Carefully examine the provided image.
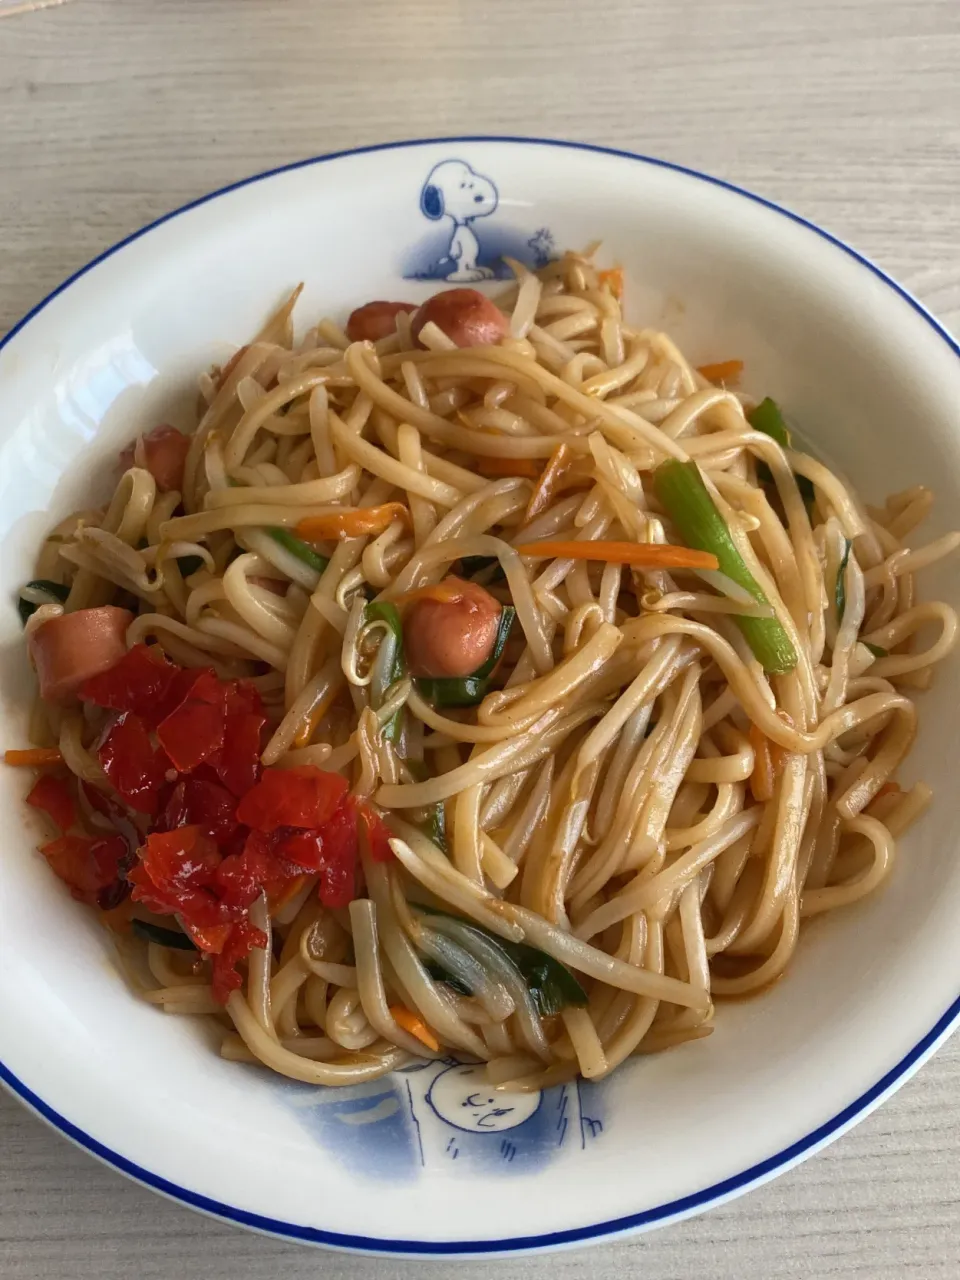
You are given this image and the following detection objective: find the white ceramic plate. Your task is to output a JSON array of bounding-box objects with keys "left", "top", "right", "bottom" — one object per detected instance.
[{"left": 1, "top": 138, "right": 959, "bottom": 1257}]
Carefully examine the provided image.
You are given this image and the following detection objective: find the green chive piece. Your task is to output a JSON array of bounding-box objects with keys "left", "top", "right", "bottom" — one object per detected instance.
[
  {"left": 748, "top": 397, "right": 817, "bottom": 511},
  {"left": 364, "top": 602, "right": 406, "bottom": 742},
  {"left": 267, "top": 528, "right": 328, "bottom": 574},
  {"left": 417, "top": 907, "right": 588, "bottom": 1016},
  {"left": 131, "top": 919, "right": 197, "bottom": 951},
  {"left": 654, "top": 460, "right": 798, "bottom": 674},
  {"left": 415, "top": 606, "right": 516, "bottom": 708}
]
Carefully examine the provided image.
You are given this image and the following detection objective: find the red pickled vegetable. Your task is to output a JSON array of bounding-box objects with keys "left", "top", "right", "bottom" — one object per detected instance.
[
  {"left": 274, "top": 825, "right": 357, "bottom": 905},
  {"left": 98, "top": 712, "right": 168, "bottom": 815},
  {"left": 209, "top": 843, "right": 264, "bottom": 912},
  {"left": 140, "top": 825, "right": 222, "bottom": 894},
  {"left": 127, "top": 867, "right": 231, "bottom": 929},
  {"left": 158, "top": 665, "right": 219, "bottom": 723},
  {"left": 156, "top": 670, "right": 227, "bottom": 773},
  {"left": 128, "top": 826, "right": 237, "bottom": 934},
  {"left": 40, "top": 834, "right": 97, "bottom": 900},
  {"left": 31, "top": 645, "right": 371, "bottom": 1004},
  {"left": 314, "top": 797, "right": 359, "bottom": 875},
  {"left": 187, "top": 922, "right": 233, "bottom": 954},
  {"left": 319, "top": 852, "right": 357, "bottom": 907},
  {"left": 80, "top": 782, "right": 144, "bottom": 858},
  {"left": 210, "top": 920, "right": 268, "bottom": 1003},
  {"left": 274, "top": 829, "right": 326, "bottom": 873},
  {"left": 215, "top": 830, "right": 294, "bottom": 909},
  {"left": 39, "top": 832, "right": 129, "bottom": 908},
  {"left": 211, "top": 682, "right": 265, "bottom": 797},
  {"left": 79, "top": 643, "right": 180, "bottom": 726},
  {"left": 358, "top": 801, "right": 394, "bottom": 864},
  {"left": 314, "top": 802, "right": 361, "bottom": 907},
  {"left": 27, "top": 773, "right": 76, "bottom": 832},
  {"left": 94, "top": 834, "right": 138, "bottom": 912},
  {"left": 161, "top": 776, "right": 240, "bottom": 847},
  {"left": 236, "top": 765, "right": 348, "bottom": 833}
]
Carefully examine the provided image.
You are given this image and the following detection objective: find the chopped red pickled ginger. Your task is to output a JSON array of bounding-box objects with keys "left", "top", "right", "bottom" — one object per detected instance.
[
  {"left": 357, "top": 800, "right": 394, "bottom": 865},
  {"left": 27, "top": 773, "right": 76, "bottom": 833},
  {"left": 156, "top": 669, "right": 227, "bottom": 773},
  {"left": 80, "top": 643, "right": 182, "bottom": 727},
  {"left": 55, "top": 641, "right": 384, "bottom": 1001},
  {"left": 212, "top": 683, "right": 265, "bottom": 798},
  {"left": 210, "top": 920, "right": 268, "bottom": 1002},
  {"left": 141, "top": 825, "right": 223, "bottom": 893},
  {"left": 98, "top": 712, "right": 168, "bottom": 815},
  {"left": 40, "top": 832, "right": 130, "bottom": 909},
  {"left": 161, "top": 775, "right": 239, "bottom": 847},
  {"left": 126, "top": 766, "right": 367, "bottom": 1001},
  {"left": 82, "top": 648, "right": 267, "bottom": 844},
  {"left": 236, "top": 765, "right": 348, "bottom": 833}
]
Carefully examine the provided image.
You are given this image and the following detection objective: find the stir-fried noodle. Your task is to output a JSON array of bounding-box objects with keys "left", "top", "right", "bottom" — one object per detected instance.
[{"left": 11, "top": 254, "right": 959, "bottom": 1089}]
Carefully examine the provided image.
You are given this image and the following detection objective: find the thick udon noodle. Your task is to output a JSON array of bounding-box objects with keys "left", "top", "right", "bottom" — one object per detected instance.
[{"left": 27, "top": 254, "right": 959, "bottom": 1089}]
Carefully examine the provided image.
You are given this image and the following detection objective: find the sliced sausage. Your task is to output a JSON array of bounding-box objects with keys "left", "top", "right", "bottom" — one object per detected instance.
[
  {"left": 118, "top": 424, "right": 190, "bottom": 493},
  {"left": 411, "top": 289, "right": 509, "bottom": 349},
  {"left": 29, "top": 606, "right": 134, "bottom": 704},
  {"left": 345, "top": 301, "right": 417, "bottom": 344},
  {"left": 404, "top": 577, "right": 502, "bottom": 679}
]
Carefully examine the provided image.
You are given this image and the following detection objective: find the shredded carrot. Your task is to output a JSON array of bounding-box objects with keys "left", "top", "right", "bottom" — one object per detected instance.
[
  {"left": 269, "top": 874, "right": 310, "bottom": 914},
  {"left": 748, "top": 724, "right": 775, "bottom": 802},
  {"left": 598, "top": 267, "right": 624, "bottom": 300},
  {"left": 395, "top": 581, "right": 466, "bottom": 608},
  {"left": 4, "top": 748, "right": 64, "bottom": 768},
  {"left": 512, "top": 540, "right": 720, "bottom": 570},
  {"left": 390, "top": 1005, "right": 440, "bottom": 1052},
  {"left": 476, "top": 456, "right": 541, "bottom": 479},
  {"left": 293, "top": 688, "right": 342, "bottom": 749},
  {"left": 296, "top": 503, "right": 411, "bottom": 542},
  {"left": 525, "top": 443, "right": 573, "bottom": 522},
  {"left": 188, "top": 922, "right": 232, "bottom": 954},
  {"left": 697, "top": 359, "right": 744, "bottom": 386}
]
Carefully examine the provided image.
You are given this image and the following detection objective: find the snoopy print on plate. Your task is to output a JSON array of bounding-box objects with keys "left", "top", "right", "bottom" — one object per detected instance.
[
  {"left": 401, "top": 158, "right": 555, "bottom": 282},
  {"left": 280, "top": 1059, "right": 603, "bottom": 1179}
]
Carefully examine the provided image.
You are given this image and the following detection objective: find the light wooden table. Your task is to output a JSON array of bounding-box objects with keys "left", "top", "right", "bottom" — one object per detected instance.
[{"left": 1, "top": 2, "right": 959, "bottom": 1276}]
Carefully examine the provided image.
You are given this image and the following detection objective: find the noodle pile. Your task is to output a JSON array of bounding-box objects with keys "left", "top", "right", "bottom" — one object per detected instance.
[{"left": 21, "top": 252, "right": 960, "bottom": 1089}]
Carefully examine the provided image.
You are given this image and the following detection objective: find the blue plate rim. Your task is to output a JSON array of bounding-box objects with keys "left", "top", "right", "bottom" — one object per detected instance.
[{"left": 1, "top": 134, "right": 958, "bottom": 1256}]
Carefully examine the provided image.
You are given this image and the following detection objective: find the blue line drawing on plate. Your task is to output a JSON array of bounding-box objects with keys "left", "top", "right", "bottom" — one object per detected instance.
[
  {"left": 402, "top": 159, "right": 555, "bottom": 281},
  {"left": 419, "top": 160, "right": 498, "bottom": 282},
  {"left": 426, "top": 1062, "right": 542, "bottom": 1134},
  {"left": 281, "top": 1058, "right": 602, "bottom": 1179}
]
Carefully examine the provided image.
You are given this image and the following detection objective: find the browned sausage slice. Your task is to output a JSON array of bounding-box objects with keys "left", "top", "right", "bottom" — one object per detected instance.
[
  {"left": 118, "top": 424, "right": 190, "bottom": 493},
  {"left": 411, "top": 289, "right": 509, "bottom": 349},
  {"left": 29, "top": 607, "right": 134, "bottom": 704},
  {"left": 346, "top": 301, "right": 417, "bottom": 344},
  {"left": 403, "top": 577, "right": 502, "bottom": 679}
]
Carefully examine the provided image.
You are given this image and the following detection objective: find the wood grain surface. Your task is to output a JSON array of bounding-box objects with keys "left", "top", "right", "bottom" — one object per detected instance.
[{"left": 1, "top": 1, "right": 958, "bottom": 1276}]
